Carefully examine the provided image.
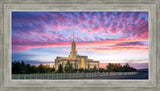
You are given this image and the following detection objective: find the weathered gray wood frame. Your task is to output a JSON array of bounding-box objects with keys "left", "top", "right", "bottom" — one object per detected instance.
[{"left": 0, "top": 0, "right": 159, "bottom": 91}]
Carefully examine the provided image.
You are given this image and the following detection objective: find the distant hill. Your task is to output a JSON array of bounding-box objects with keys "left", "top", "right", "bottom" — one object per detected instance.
[{"left": 137, "top": 68, "right": 148, "bottom": 72}]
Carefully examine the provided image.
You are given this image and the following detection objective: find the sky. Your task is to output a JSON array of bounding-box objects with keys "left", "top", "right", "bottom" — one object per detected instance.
[{"left": 12, "top": 12, "right": 149, "bottom": 69}]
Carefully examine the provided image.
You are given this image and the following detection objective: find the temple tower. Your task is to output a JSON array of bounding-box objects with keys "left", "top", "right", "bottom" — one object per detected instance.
[{"left": 69, "top": 32, "right": 77, "bottom": 59}]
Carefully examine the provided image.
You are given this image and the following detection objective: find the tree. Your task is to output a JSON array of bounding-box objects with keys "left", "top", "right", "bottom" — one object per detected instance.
[
  {"left": 73, "top": 68, "right": 78, "bottom": 73},
  {"left": 12, "top": 61, "right": 55, "bottom": 74},
  {"left": 93, "top": 65, "right": 97, "bottom": 72},
  {"left": 89, "top": 68, "right": 94, "bottom": 72},
  {"left": 38, "top": 64, "right": 45, "bottom": 73},
  {"left": 78, "top": 68, "right": 84, "bottom": 73},
  {"left": 124, "top": 63, "right": 130, "bottom": 67},
  {"left": 45, "top": 65, "right": 52, "bottom": 73},
  {"left": 20, "top": 60, "right": 26, "bottom": 74},
  {"left": 88, "top": 64, "right": 90, "bottom": 69},
  {"left": 64, "top": 61, "right": 74, "bottom": 73},
  {"left": 57, "top": 64, "right": 63, "bottom": 73},
  {"left": 123, "top": 63, "right": 136, "bottom": 72},
  {"left": 106, "top": 63, "right": 112, "bottom": 72},
  {"left": 52, "top": 66, "right": 55, "bottom": 72},
  {"left": 14, "top": 61, "right": 21, "bottom": 73},
  {"left": 30, "top": 65, "right": 38, "bottom": 73},
  {"left": 12, "top": 61, "right": 17, "bottom": 74},
  {"left": 12, "top": 61, "right": 28, "bottom": 74},
  {"left": 112, "top": 63, "right": 122, "bottom": 72},
  {"left": 105, "top": 63, "right": 136, "bottom": 72},
  {"left": 26, "top": 64, "right": 31, "bottom": 74},
  {"left": 84, "top": 69, "right": 89, "bottom": 73},
  {"left": 99, "top": 68, "right": 105, "bottom": 73}
]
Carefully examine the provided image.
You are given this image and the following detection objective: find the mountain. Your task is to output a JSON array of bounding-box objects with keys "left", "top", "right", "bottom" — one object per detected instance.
[{"left": 137, "top": 68, "right": 148, "bottom": 72}]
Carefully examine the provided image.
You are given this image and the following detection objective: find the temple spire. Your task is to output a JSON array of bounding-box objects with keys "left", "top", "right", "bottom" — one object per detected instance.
[
  {"left": 73, "top": 31, "right": 74, "bottom": 41},
  {"left": 69, "top": 31, "right": 77, "bottom": 58}
]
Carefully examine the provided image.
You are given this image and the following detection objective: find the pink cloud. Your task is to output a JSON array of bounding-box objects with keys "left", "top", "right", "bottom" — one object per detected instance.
[
  {"left": 42, "top": 15, "right": 48, "bottom": 18},
  {"left": 12, "top": 41, "right": 72, "bottom": 52}
]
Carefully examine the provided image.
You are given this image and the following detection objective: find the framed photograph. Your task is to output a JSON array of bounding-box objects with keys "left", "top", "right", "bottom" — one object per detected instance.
[
  {"left": 0, "top": 0, "right": 160, "bottom": 91},
  {"left": 11, "top": 11, "right": 148, "bottom": 79}
]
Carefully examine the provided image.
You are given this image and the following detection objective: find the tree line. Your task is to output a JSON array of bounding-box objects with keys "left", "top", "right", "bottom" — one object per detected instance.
[
  {"left": 12, "top": 61, "right": 136, "bottom": 74},
  {"left": 12, "top": 61, "right": 55, "bottom": 74},
  {"left": 57, "top": 61, "right": 136, "bottom": 73}
]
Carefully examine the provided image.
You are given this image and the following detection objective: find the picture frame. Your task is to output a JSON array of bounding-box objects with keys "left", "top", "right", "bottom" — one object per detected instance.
[{"left": 0, "top": 0, "right": 159, "bottom": 91}]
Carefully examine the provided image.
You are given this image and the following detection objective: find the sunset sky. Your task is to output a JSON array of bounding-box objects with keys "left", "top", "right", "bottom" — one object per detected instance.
[{"left": 12, "top": 12, "right": 148, "bottom": 69}]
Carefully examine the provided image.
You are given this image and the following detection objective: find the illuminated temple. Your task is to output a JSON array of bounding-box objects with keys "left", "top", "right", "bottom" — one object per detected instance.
[{"left": 54, "top": 32, "right": 99, "bottom": 70}]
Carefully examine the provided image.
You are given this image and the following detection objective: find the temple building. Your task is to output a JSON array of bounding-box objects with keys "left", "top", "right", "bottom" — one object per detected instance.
[{"left": 54, "top": 32, "right": 99, "bottom": 70}]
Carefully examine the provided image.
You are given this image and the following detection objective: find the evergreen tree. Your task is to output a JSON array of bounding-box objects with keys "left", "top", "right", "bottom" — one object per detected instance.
[
  {"left": 30, "top": 65, "right": 38, "bottom": 73},
  {"left": 106, "top": 63, "right": 112, "bottom": 72},
  {"left": 64, "top": 61, "right": 74, "bottom": 73},
  {"left": 12, "top": 61, "right": 56, "bottom": 74},
  {"left": 26, "top": 64, "right": 31, "bottom": 74},
  {"left": 124, "top": 63, "right": 130, "bottom": 67},
  {"left": 78, "top": 68, "right": 84, "bottom": 73},
  {"left": 99, "top": 68, "right": 105, "bottom": 73},
  {"left": 106, "top": 63, "right": 136, "bottom": 72},
  {"left": 93, "top": 65, "right": 97, "bottom": 72},
  {"left": 58, "top": 64, "right": 63, "bottom": 73},
  {"left": 52, "top": 66, "right": 55, "bottom": 72},
  {"left": 20, "top": 60, "right": 26, "bottom": 74},
  {"left": 14, "top": 61, "right": 21, "bottom": 73},
  {"left": 38, "top": 64, "right": 45, "bottom": 73}
]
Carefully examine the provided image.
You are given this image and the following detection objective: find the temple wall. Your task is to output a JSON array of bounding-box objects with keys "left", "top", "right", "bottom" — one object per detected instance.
[{"left": 55, "top": 54, "right": 99, "bottom": 71}]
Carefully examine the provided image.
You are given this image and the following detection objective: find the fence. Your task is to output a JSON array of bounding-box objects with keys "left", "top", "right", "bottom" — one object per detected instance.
[{"left": 12, "top": 72, "right": 139, "bottom": 79}]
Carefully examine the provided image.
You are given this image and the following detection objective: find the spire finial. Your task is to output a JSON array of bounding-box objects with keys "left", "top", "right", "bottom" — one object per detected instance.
[{"left": 73, "top": 31, "right": 74, "bottom": 41}]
